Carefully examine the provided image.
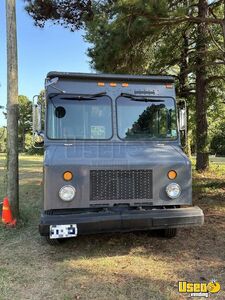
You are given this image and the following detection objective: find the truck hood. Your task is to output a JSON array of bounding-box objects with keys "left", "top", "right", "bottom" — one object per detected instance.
[{"left": 44, "top": 143, "right": 188, "bottom": 166}]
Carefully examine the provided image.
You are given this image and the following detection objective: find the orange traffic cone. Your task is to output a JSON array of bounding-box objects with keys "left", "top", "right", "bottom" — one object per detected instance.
[{"left": 1, "top": 197, "right": 16, "bottom": 226}]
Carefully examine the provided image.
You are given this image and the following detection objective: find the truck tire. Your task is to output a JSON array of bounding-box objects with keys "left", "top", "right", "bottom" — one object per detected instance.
[{"left": 163, "top": 228, "right": 177, "bottom": 238}]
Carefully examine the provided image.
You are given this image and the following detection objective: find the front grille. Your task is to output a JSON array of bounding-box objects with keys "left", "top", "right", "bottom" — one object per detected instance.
[{"left": 90, "top": 169, "right": 153, "bottom": 201}]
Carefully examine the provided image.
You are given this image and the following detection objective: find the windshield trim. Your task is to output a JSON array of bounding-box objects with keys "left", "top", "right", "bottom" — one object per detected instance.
[
  {"left": 46, "top": 95, "right": 114, "bottom": 141},
  {"left": 115, "top": 95, "right": 179, "bottom": 142}
]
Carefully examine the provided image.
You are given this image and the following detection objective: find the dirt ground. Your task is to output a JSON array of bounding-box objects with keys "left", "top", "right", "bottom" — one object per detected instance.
[{"left": 0, "top": 154, "right": 224, "bottom": 300}]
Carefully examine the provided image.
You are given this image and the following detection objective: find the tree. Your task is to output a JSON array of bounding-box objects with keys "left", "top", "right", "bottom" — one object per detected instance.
[
  {"left": 211, "top": 121, "right": 225, "bottom": 155},
  {"left": 195, "top": 0, "right": 208, "bottom": 170},
  {"left": 24, "top": 0, "right": 93, "bottom": 30},
  {"left": 6, "top": 0, "right": 19, "bottom": 218},
  {"left": 0, "top": 127, "right": 7, "bottom": 153},
  {"left": 84, "top": 0, "right": 225, "bottom": 171},
  {"left": 18, "top": 95, "right": 32, "bottom": 152}
]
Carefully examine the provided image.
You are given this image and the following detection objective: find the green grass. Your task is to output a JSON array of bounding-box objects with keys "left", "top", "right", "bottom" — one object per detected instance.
[{"left": 0, "top": 154, "right": 225, "bottom": 300}]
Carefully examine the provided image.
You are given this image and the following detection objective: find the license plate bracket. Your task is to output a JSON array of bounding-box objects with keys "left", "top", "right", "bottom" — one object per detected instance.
[{"left": 50, "top": 224, "right": 78, "bottom": 239}]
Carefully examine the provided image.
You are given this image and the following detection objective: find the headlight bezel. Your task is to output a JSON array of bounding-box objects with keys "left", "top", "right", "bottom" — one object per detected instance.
[
  {"left": 59, "top": 185, "right": 76, "bottom": 201},
  {"left": 166, "top": 182, "right": 181, "bottom": 199}
]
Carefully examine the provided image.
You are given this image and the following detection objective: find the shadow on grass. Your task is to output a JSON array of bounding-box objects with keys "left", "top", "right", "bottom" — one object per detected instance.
[
  {"left": 40, "top": 211, "right": 225, "bottom": 262},
  {"left": 52, "top": 259, "right": 225, "bottom": 300},
  {"left": 35, "top": 217, "right": 225, "bottom": 300},
  {"left": 19, "top": 161, "right": 43, "bottom": 167},
  {"left": 49, "top": 262, "right": 182, "bottom": 300},
  {"left": 193, "top": 177, "right": 225, "bottom": 190}
]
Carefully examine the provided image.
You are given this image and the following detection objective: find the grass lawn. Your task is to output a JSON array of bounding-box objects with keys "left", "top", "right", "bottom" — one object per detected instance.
[{"left": 0, "top": 153, "right": 225, "bottom": 300}]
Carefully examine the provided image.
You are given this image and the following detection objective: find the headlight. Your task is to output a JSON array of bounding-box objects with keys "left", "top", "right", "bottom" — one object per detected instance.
[
  {"left": 166, "top": 183, "right": 181, "bottom": 199},
  {"left": 59, "top": 185, "right": 76, "bottom": 201}
]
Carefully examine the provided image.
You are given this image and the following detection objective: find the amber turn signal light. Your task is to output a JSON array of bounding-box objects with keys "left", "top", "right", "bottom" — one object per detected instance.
[
  {"left": 63, "top": 171, "right": 73, "bottom": 181},
  {"left": 167, "top": 170, "right": 177, "bottom": 180},
  {"left": 165, "top": 83, "right": 173, "bottom": 89}
]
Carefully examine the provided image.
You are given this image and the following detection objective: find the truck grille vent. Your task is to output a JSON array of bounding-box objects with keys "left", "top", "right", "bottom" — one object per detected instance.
[{"left": 90, "top": 169, "right": 153, "bottom": 201}]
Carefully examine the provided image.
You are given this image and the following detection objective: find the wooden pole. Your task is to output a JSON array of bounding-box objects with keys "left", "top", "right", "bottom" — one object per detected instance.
[{"left": 6, "top": 0, "right": 19, "bottom": 218}]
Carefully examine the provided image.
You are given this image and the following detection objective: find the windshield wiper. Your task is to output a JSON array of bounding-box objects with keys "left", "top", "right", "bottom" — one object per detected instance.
[
  {"left": 51, "top": 92, "right": 107, "bottom": 101},
  {"left": 121, "top": 93, "right": 164, "bottom": 102}
]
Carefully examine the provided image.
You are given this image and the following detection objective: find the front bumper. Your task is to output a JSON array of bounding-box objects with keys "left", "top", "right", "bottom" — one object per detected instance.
[{"left": 39, "top": 206, "right": 204, "bottom": 236}]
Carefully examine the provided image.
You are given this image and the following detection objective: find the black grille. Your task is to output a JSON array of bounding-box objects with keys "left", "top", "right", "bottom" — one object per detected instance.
[{"left": 90, "top": 169, "right": 153, "bottom": 201}]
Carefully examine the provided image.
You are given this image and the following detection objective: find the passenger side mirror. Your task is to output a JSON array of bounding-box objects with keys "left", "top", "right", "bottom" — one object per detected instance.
[
  {"left": 179, "top": 108, "right": 187, "bottom": 131},
  {"left": 177, "top": 100, "right": 187, "bottom": 148},
  {"left": 33, "top": 95, "right": 44, "bottom": 147}
]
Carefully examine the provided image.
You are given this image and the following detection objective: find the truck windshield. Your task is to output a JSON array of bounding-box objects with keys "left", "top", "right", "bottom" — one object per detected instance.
[
  {"left": 47, "top": 95, "right": 112, "bottom": 140},
  {"left": 117, "top": 96, "right": 177, "bottom": 140}
]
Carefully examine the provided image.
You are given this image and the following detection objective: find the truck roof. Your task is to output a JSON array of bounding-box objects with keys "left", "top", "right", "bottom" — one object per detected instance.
[{"left": 47, "top": 72, "right": 175, "bottom": 83}]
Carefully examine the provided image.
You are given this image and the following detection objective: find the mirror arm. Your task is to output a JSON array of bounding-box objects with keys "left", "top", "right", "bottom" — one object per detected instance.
[
  {"left": 37, "top": 104, "right": 42, "bottom": 132},
  {"left": 183, "top": 101, "right": 188, "bottom": 150},
  {"left": 178, "top": 99, "right": 188, "bottom": 150},
  {"left": 32, "top": 95, "right": 44, "bottom": 148},
  {"left": 32, "top": 95, "right": 39, "bottom": 138}
]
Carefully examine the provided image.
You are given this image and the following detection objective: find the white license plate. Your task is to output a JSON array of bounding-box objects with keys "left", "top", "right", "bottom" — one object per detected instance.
[{"left": 50, "top": 224, "right": 78, "bottom": 239}]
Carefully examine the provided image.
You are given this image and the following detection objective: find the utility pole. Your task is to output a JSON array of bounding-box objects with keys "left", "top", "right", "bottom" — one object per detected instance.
[{"left": 6, "top": 0, "right": 19, "bottom": 218}]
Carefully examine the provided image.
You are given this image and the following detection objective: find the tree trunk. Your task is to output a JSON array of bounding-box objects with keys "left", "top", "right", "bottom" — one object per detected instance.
[
  {"left": 6, "top": 0, "right": 19, "bottom": 218},
  {"left": 186, "top": 107, "right": 192, "bottom": 158},
  {"left": 195, "top": 0, "right": 209, "bottom": 171},
  {"left": 222, "top": 0, "right": 225, "bottom": 47},
  {"left": 179, "top": 32, "right": 189, "bottom": 98}
]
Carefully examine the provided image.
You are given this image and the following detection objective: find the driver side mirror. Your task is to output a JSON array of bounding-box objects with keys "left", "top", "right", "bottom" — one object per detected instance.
[
  {"left": 179, "top": 108, "right": 187, "bottom": 131},
  {"left": 32, "top": 95, "right": 44, "bottom": 147},
  {"left": 33, "top": 130, "right": 44, "bottom": 145}
]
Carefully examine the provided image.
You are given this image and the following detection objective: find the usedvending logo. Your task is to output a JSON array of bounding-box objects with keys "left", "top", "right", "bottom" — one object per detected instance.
[{"left": 178, "top": 279, "right": 221, "bottom": 298}]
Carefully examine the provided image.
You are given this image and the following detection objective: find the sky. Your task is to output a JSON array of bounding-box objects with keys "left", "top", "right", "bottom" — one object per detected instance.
[{"left": 0, "top": 0, "right": 92, "bottom": 126}]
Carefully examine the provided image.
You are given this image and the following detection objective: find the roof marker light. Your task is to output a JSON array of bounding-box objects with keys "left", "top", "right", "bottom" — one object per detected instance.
[
  {"left": 165, "top": 83, "right": 173, "bottom": 89},
  {"left": 109, "top": 83, "right": 117, "bottom": 87},
  {"left": 98, "top": 82, "right": 105, "bottom": 87}
]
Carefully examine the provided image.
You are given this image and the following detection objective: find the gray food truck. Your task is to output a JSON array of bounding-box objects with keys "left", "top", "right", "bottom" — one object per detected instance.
[{"left": 33, "top": 72, "right": 204, "bottom": 245}]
